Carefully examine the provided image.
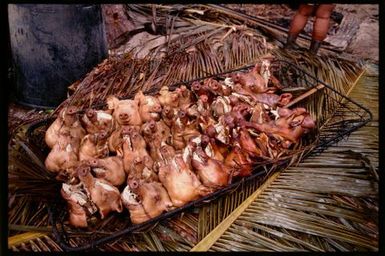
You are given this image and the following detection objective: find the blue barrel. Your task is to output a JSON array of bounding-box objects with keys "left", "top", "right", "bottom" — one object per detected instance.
[{"left": 8, "top": 4, "right": 108, "bottom": 108}]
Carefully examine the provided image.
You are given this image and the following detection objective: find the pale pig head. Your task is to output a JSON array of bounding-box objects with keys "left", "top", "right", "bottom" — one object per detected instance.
[
  {"left": 107, "top": 96, "right": 142, "bottom": 126},
  {"left": 135, "top": 91, "right": 162, "bottom": 122}
]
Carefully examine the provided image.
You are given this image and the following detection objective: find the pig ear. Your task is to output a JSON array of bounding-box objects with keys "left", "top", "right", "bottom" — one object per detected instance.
[
  {"left": 134, "top": 90, "right": 144, "bottom": 102},
  {"left": 107, "top": 95, "right": 119, "bottom": 110},
  {"left": 253, "top": 63, "right": 261, "bottom": 73},
  {"left": 132, "top": 98, "right": 140, "bottom": 106},
  {"left": 116, "top": 200, "right": 123, "bottom": 213}
]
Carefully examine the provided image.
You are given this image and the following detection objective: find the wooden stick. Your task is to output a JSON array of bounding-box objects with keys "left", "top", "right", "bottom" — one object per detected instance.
[{"left": 285, "top": 84, "right": 325, "bottom": 108}]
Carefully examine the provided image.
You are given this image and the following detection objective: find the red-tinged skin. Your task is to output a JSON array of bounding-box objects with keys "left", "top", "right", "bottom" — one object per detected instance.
[
  {"left": 210, "top": 96, "right": 233, "bottom": 118},
  {"left": 205, "top": 78, "right": 224, "bottom": 96},
  {"left": 61, "top": 187, "right": 88, "bottom": 228},
  {"left": 125, "top": 202, "right": 149, "bottom": 224},
  {"left": 107, "top": 96, "right": 142, "bottom": 126},
  {"left": 250, "top": 103, "right": 269, "bottom": 124},
  {"left": 241, "top": 107, "right": 316, "bottom": 147},
  {"left": 88, "top": 156, "right": 126, "bottom": 186},
  {"left": 197, "top": 112, "right": 216, "bottom": 132},
  {"left": 128, "top": 178, "right": 173, "bottom": 218},
  {"left": 224, "top": 146, "right": 253, "bottom": 177},
  {"left": 252, "top": 62, "right": 282, "bottom": 93},
  {"left": 81, "top": 109, "right": 114, "bottom": 135},
  {"left": 77, "top": 165, "right": 123, "bottom": 219},
  {"left": 232, "top": 83, "right": 258, "bottom": 101},
  {"left": 192, "top": 81, "right": 214, "bottom": 103},
  {"left": 237, "top": 128, "right": 264, "bottom": 158},
  {"left": 231, "top": 103, "right": 252, "bottom": 120},
  {"left": 231, "top": 71, "right": 267, "bottom": 94},
  {"left": 191, "top": 147, "right": 231, "bottom": 188},
  {"left": 201, "top": 135, "right": 225, "bottom": 162},
  {"left": 78, "top": 131, "right": 109, "bottom": 161},
  {"left": 135, "top": 91, "right": 163, "bottom": 123}
]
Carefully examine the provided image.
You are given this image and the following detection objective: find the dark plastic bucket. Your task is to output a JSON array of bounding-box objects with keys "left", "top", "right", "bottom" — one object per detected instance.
[{"left": 8, "top": 4, "right": 108, "bottom": 109}]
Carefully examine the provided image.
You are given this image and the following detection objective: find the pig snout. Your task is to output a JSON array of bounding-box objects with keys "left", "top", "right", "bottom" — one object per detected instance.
[
  {"left": 153, "top": 104, "right": 162, "bottom": 113},
  {"left": 119, "top": 113, "right": 130, "bottom": 121}
]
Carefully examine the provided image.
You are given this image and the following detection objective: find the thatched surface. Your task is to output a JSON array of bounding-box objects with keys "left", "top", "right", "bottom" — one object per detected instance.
[{"left": 7, "top": 4, "right": 378, "bottom": 252}]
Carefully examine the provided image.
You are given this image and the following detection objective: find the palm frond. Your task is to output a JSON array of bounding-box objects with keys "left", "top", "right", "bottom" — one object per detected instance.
[
  {"left": 194, "top": 71, "right": 378, "bottom": 252},
  {"left": 196, "top": 148, "right": 378, "bottom": 252}
]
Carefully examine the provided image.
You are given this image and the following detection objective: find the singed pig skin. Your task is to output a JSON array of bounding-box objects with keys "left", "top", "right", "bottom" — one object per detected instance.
[
  {"left": 157, "top": 86, "right": 180, "bottom": 108},
  {"left": 89, "top": 156, "right": 126, "bottom": 186},
  {"left": 81, "top": 109, "right": 114, "bottom": 135},
  {"left": 45, "top": 136, "right": 78, "bottom": 173},
  {"left": 79, "top": 132, "right": 109, "bottom": 161},
  {"left": 45, "top": 106, "right": 85, "bottom": 149},
  {"left": 128, "top": 179, "right": 173, "bottom": 218},
  {"left": 121, "top": 186, "right": 150, "bottom": 224},
  {"left": 161, "top": 106, "right": 176, "bottom": 127},
  {"left": 108, "top": 125, "right": 140, "bottom": 154},
  {"left": 237, "top": 128, "right": 264, "bottom": 158},
  {"left": 142, "top": 120, "right": 171, "bottom": 162},
  {"left": 224, "top": 146, "right": 253, "bottom": 177},
  {"left": 178, "top": 85, "right": 194, "bottom": 108},
  {"left": 171, "top": 110, "right": 201, "bottom": 151},
  {"left": 158, "top": 152, "right": 211, "bottom": 207},
  {"left": 77, "top": 166, "right": 123, "bottom": 219},
  {"left": 127, "top": 156, "right": 158, "bottom": 182},
  {"left": 191, "top": 147, "right": 230, "bottom": 188},
  {"left": 121, "top": 128, "right": 153, "bottom": 173},
  {"left": 61, "top": 184, "right": 89, "bottom": 228},
  {"left": 242, "top": 107, "right": 316, "bottom": 146},
  {"left": 231, "top": 69, "right": 267, "bottom": 94}
]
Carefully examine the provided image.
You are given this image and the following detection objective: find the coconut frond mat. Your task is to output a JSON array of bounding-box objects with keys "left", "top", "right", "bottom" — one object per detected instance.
[{"left": 8, "top": 4, "right": 376, "bottom": 252}]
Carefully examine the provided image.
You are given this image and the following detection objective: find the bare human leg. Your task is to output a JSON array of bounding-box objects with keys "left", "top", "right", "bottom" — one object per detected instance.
[
  {"left": 285, "top": 4, "right": 314, "bottom": 49},
  {"left": 310, "top": 4, "right": 336, "bottom": 54}
]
